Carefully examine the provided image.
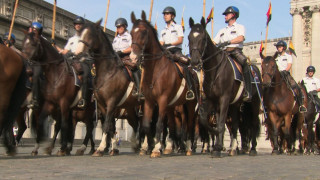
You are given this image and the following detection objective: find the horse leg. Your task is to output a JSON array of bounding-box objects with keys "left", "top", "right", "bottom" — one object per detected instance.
[
  {"left": 56, "top": 103, "right": 72, "bottom": 156},
  {"left": 185, "top": 102, "right": 196, "bottom": 156},
  {"left": 44, "top": 119, "right": 61, "bottom": 155},
  {"left": 228, "top": 106, "right": 240, "bottom": 156},
  {"left": 15, "top": 108, "right": 28, "bottom": 145},
  {"left": 141, "top": 100, "right": 154, "bottom": 156},
  {"left": 292, "top": 113, "right": 304, "bottom": 155},
  {"left": 163, "top": 109, "right": 175, "bottom": 155},
  {"left": 125, "top": 107, "right": 140, "bottom": 153},
  {"left": 269, "top": 113, "right": 281, "bottom": 155}
]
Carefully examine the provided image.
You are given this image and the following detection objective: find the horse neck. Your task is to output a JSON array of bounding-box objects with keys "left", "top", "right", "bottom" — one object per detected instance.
[
  {"left": 40, "top": 38, "right": 64, "bottom": 74},
  {"left": 142, "top": 34, "right": 164, "bottom": 75}
]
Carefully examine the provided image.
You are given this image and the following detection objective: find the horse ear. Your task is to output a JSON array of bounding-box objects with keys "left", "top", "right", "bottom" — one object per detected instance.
[
  {"left": 273, "top": 52, "right": 278, "bottom": 60},
  {"left": 141, "top": 10, "right": 146, "bottom": 21},
  {"left": 200, "top": 17, "right": 206, "bottom": 28},
  {"left": 189, "top": 17, "right": 194, "bottom": 28},
  {"left": 131, "top": 12, "right": 137, "bottom": 23},
  {"left": 95, "top": 19, "right": 102, "bottom": 27}
]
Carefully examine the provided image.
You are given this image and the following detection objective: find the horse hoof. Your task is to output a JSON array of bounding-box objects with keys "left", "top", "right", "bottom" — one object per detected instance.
[
  {"left": 211, "top": 151, "right": 222, "bottom": 158},
  {"left": 109, "top": 149, "right": 119, "bottom": 156},
  {"left": 292, "top": 150, "right": 301, "bottom": 156},
  {"left": 92, "top": 150, "right": 104, "bottom": 157},
  {"left": 239, "top": 149, "right": 249, "bottom": 155},
  {"left": 57, "top": 150, "right": 67, "bottom": 156},
  {"left": 228, "top": 149, "right": 238, "bottom": 156},
  {"left": 271, "top": 150, "right": 280, "bottom": 155},
  {"left": 150, "top": 152, "right": 161, "bottom": 158},
  {"left": 177, "top": 149, "right": 186, "bottom": 154},
  {"left": 31, "top": 151, "right": 38, "bottom": 156},
  {"left": 43, "top": 148, "right": 52, "bottom": 156},
  {"left": 186, "top": 150, "right": 192, "bottom": 156},
  {"left": 88, "top": 149, "right": 96, "bottom": 155},
  {"left": 249, "top": 150, "right": 258, "bottom": 156},
  {"left": 139, "top": 150, "right": 147, "bottom": 156},
  {"left": 163, "top": 149, "right": 173, "bottom": 155},
  {"left": 75, "top": 149, "right": 85, "bottom": 156}
]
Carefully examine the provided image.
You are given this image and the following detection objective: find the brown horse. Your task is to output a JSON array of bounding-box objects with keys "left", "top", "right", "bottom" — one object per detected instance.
[
  {"left": 260, "top": 52, "right": 305, "bottom": 154},
  {"left": 0, "top": 44, "right": 27, "bottom": 155},
  {"left": 21, "top": 31, "right": 96, "bottom": 155},
  {"left": 75, "top": 20, "right": 141, "bottom": 156},
  {"left": 130, "top": 11, "right": 197, "bottom": 157}
]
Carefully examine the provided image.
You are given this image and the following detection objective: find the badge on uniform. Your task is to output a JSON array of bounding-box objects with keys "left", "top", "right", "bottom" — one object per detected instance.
[
  {"left": 220, "top": 33, "right": 224, "bottom": 37},
  {"left": 171, "top": 30, "right": 177, "bottom": 33},
  {"left": 122, "top": 39, "right": 128, "bottom": 42},
  {"left": 231, "top": 31, "right": 236, "bottom": 34},
  {"left": 283, "top": 59, "right": 287, "bottom": 61}
]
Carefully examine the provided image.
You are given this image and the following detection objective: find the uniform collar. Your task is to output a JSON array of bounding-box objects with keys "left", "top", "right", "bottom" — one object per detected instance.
[
  {"left": 166, "top": 22, "right": 176, "bottom": 29},
  {"left": 226, "top": 22, "right": 238, "bottom": 28},
  {"left": 117, "top": 31, "right": 129, "bottom": 37}
]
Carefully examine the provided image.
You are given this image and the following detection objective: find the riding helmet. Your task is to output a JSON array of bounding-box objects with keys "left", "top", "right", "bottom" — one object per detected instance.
[
  {"left": 115, "top": 18, "right": 128, "bottom": 27},
  {"left": 222, "top": 6, "right": 240, "bottom": 19},
  {"left": 31, "top": 22, "right": 43, "bottom": 34},
  {"left": 307, "top": 66, "right": 316, "bottom": 73},
  {"left": 275, "top": 40, "right": 287, "bottom": 49},
  {"left": 162, "top": 6, "right": 176, "bottom": 16},
  {"left": 3, "top": 32, "right": 16, "bottom": 43},
  {"left": 73, "top": 16, "right": 85, "bottom": 24}
]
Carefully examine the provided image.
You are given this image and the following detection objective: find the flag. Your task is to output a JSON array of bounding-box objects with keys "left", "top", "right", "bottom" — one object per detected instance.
[
  {"left": 259, "top": 41, "right": 264, "bottom": 53},
  {"left": 266, "top": 2, "right": 272, "bottom": 26},
  {"left": 154, "top": 22, "right": 157, "bottom": 31},
  {"left": 181, "top": 17, "right": 185, "bottom": 32},
  {"left": 289, "top": 40, "right": 297, "bottom": 57},
  {"left": 206, "top": 8, "right": 213, "bottom": 24}
]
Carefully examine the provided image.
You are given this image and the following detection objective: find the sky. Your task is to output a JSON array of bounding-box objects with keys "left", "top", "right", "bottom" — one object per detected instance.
[{"left": 44, "top": 0, "right": 293, "bottom": 51}]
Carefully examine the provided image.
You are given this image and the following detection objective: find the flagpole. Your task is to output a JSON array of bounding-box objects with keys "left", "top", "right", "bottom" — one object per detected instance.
[
  {"left": 264, "top": 0, "right": 271, "bottom": 56},
  {"left": 51, "top": 0, "right": 57, "bottom": 42},
  {"left": 203, "top": 0, "right": 206, "bottom": 18},
  {"left": 211, "top": 0, "right": 214, "bottom": 41},
  {"left": 7, "top": 0, "right": 19, "bottom": 47},
  {"left": 148, "top": 0, "right": 154, "bottom": 22},
  {"left": 103, "top": 0, "right": 111, "bottom": 32},
  {"left": 154, "top": 12, "right": 158, "bottom": 30}
]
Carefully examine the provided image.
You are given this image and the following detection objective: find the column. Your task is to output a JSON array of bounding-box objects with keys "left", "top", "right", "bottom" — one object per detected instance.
[
  {"left": 311, "top": 5, "right": 320, "bottom": 69},
  {"left": 290, "top": 8, "right": 304, "bottom": 80}
]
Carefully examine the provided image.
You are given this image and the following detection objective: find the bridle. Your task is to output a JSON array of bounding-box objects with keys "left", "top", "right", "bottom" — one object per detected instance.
[{"left": 261, "top": 62, "right": 282, "bottom": 87}]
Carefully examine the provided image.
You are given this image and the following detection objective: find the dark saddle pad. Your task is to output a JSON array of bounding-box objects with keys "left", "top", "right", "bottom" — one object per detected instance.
[{"left": 228, "top": 57, "right": 260, "bottom": 83}]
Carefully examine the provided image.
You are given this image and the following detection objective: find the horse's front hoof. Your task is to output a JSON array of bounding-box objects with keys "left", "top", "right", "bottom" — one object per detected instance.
[
  {"left": 57, "top": 150, "right": 67, "bottom": 156},
  {"left": 271, "top": 150, "right": 280, "bottom": 155},
  {"left": 163, "top": 149, "right": 173, "bottom": 155},
  {"left": 201, "top": 149, "right": 209, "bottom": 154},
  {"left": 5, "top": 149, "right": 17, "bottom": 156},
  {"left": 186, "top": 150, "right": 192, "bottom": 156},
  {"left": 239, "top": 148, "right": 249, "bottom": 155},
  {"left": 75, "top": 149, "right": 85, "bottom": 156},
  {"left": 109, "top": 149, "right": 119, "bottom": 156},
  {"left": 228, "top": 149, "right": 238, "bottom": 156},
  {"left": 139, "top": 149, "right": 147, "bottom": 156},
  {"left": 150, "top": 151, "right": 161, "bottom": 158},
  {"left": 43, "top": 147, "right": 53, "bottom": 156},
  {"left": 31, "top": 150, "right": 38, "bottom": 156},
  {"left": 211, "top": 151, "right": 222, "bottom": 158},
  {"left": 249, "top": 150, "right": 258, "bottom": 156},
  {"left": 88, "top": 149, "right": 96, "bottom": 155},
  {"left": 291, "top": 149, "right": 301, "bottom": 156},
  {"left": 92, "top": 150, "right": 104, "bottom": 157}
]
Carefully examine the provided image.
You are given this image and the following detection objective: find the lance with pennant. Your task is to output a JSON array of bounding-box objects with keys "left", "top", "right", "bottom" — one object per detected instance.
[
  {"left": 264, "top": 0, "right": 272, "bottom": 56},
  {"left": 103, "top": 0, "right": 111, "bottom": 32},
  {"left": 148, "top": 0, "right": 154, "bottom": 22},
  {"left": 51, "top": 0, "right": 57, "bottom": 44},
  {"left": 7, "top": 0, "right": 19, "bottom": 47}
]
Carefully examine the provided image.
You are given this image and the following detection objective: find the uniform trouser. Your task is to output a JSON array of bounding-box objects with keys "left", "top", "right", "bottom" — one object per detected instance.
[
  {"left": 132, "top": 68, "right": 141, "bottom": 92},
  {"left": 81, "top": 61, "right": 90, "bottom": 101},
  {"left": 32, "top": 65, "right": 42, "bottom": 101},
  {"left": 281, "top": 71, "right": 304, "bottom": 106},
  {"left": 229, "top": 48, "right": 252, "bottom": 97}
]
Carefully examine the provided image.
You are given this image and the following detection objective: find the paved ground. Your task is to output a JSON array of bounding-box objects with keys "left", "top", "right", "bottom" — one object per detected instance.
[{"left": 0, "top": 140, "right": 320, "bottom": 180}]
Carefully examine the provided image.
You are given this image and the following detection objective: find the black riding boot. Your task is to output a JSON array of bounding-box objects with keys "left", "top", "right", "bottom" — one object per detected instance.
[
  {"left": 242, "top": 63, "right": 252, "bottom": 102},
  {"left": 29, "top": 66, "right": 41, "bottom": 109},
  {"left": 184, "top": 67, "right": 195, "bottom": 100},
  {"left": 132, "top": 68, "right": 144, "bottom": 100},
  {"left": 78, "top": 63, "right": 89, "bottom": 108},
  {"left": 296, "top": 87, "right": 307, "bottom": 112}
]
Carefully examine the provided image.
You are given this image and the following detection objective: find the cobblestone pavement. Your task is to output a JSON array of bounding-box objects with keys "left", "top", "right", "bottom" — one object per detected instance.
[{"left": 0, "top": 141, "right": 320, "bottom": 180}]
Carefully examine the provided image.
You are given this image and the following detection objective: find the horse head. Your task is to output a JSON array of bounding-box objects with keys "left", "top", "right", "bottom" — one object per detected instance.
[
  {"left": 21, "top": 30, "right": 43, "bottom": 61},
  {"left": 130, "top": 10, "right": 162, "bottom": 65},
  {"left": 188, "top": 17, "right": 207, "bottom": 71},
  {"left": 260, "top": 52, "right": 279, "bottom": 87}
]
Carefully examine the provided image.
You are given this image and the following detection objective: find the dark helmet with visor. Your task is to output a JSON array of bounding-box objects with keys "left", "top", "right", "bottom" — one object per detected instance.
[
  {"left": 115, "top": 18, "right": 128, "bottom": 27},
  {"left": 222, "top": 6, "right": 240, "bottom": 19},
  {"left": 162, "top": 6, "right": 176, "bottom": 17}
]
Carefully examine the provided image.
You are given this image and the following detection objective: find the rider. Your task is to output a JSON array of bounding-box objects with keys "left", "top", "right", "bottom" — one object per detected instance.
[
  {"left": 213, "top": 6, "right": 252, "bottom": 102},
  {"left": 3, "top": 32, "right": 21, "bottom": 54},
  {"left": 112, "top": 17, "right": 143, "bottom": 99},
  {"left": 302, "top": 66, "right": 320, "bottom": 111},
  {"left": 159, "top": 6, "right": 195, "bottom": 100},
  {"left": 275, "top": 40, "right": 307, "bottom": 112},
  {"left": 28, "top": 22, "right": 43, "bottom": 109},
  {"left": 55, "top": 16, "right": 89, "bottom": 108}
]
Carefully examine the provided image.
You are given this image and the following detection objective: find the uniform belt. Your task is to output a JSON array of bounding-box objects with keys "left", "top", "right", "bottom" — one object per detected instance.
[{"left": 225, "top": 47, "right": 242, "bottom": 52}]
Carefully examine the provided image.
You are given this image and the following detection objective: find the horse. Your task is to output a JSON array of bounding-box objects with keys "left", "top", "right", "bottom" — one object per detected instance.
[
  {"left": 130, "top": 11, "right": 198, "bottom": 158},
  {"left": 0, "top": 44, "right": 27, "bottom": 155},
  {"left": 188, "top": 17, "right": 262, "bottom": 157},
  {"left": 260, "top": 51, "right": 305, "bottom": 154},
  {"left": 75, "top": 20, "right": 142, "bottom": 156},
  {"left": 21, "top": 31, "right": 96, "bottom": 156}
]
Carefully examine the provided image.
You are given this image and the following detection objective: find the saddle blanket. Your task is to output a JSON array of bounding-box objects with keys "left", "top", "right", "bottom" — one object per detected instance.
[
  {"left": 228, "top": 57, "right": 260, "bottom": 83},
  {"left": 72, "top": 67, "right": 93, "bottom": 89}
]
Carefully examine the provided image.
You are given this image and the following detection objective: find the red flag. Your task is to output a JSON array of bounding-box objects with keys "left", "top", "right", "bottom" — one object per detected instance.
[
  {"left": 206, "top": 8, "right": 213, "bottom": 24},
  {"left": 181, "top": 17, "right": 185, "bottom": 32},
  {"left": 289, "top": 40, "right": 297, "bottom": 57},
  {"left": 266, "top": 2, "right": 272, "bottom": 26},
  {"left": 259, "top": 41, "right": 264, "bottom": 53}
]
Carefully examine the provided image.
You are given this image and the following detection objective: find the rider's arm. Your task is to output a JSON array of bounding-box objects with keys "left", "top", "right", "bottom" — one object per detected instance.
[
  {"left": 285, "top": 54, "right": 293, "bottom": 72},
  {"left": 285, "top": 63, "right": 292, "bottom": 72},
  {"left": 122, "top": 46, "right": 131, "bottom": 54},
  {"left": 170, "top": 36, "right": 183, "bottom": 46},
  {"left": 230, "top": 24, "right": 245, "bottom": 45},
  {"left": 230, "top": 35, "right": 244, "bottom": 44}
]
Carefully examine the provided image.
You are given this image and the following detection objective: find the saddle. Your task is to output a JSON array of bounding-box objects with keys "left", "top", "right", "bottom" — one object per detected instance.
[{"left": 308, "top": 91, "right": 320, "bottom": 112}]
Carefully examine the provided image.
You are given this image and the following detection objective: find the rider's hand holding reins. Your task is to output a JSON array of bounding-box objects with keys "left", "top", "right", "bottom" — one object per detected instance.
[{"left": 217, "top": 40, "right": 231, "bottom": 49}]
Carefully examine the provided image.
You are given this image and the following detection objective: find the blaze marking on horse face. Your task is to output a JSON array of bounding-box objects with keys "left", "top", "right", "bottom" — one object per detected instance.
[
  {"left": 193, "top": 32, "right": 200, "bottom": 37},
  {"left": 75, "top": 28, "right": 89, "bottom": 55},
  {"left": 134, "top": 28, "right": 139, "bottom": 32}
]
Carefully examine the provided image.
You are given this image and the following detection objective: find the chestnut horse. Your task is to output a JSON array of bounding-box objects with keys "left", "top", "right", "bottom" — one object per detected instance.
[
  {"left": 75, "top": 20, "right": 141, "bottom": 156},
  {"left": 130, "top": 11, "right": 197, "bottom": 157},
  {"left": 188, "top": 17, "right": 262, "bottom": 157},
  {"left": 260, "top": 52, "right": 305, "bottom": 154},
  {"left": 0, "top": 44, "right": 27, "bottom": 155}
]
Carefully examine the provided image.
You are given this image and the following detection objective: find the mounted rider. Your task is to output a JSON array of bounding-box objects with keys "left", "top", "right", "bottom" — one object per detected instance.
[
  {"left": 275, "top": 40, "right": 307, "bottom": 112},
  {"left": 28, "top": 22, "right": 43, "bottom": 109},
  {"left": 112, "top": 17, "right": 143, "bottom": 99},
  {"left": 302, "top": 66, "right": 320, "bottom": 111},
  {"left": 55, "top": 16, "right": 90, "bottom": 108},
  {"left": 159, "top": 6, "right": 195, "bottom": 100},
  {"left": 3, "top": 32, "right": 21, "bottom": 54},
  {"left": 213, "top": 6, "right": 252, "bottom": 102}
]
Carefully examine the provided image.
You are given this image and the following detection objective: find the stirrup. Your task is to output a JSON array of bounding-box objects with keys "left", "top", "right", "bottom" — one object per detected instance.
[
  {"left": 299, "top": 105, "right": 307, "bottom": 113},
  {"left": 186, "top": 90, "right": 195, "bottom": 100},
  {"left": 243, "top": 91, "right": 252, "bottom": 102},
  {"left": 77, "top": 99, "right": 86, "bottom": 108}
]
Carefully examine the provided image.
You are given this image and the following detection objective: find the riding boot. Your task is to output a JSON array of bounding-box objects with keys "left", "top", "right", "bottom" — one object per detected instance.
[
  {"left": 242, "top": 63, "right": 252, "bottom": 102},
  {"left": 297, "top": 87, "right": 307, "bottom": 112},
  {"left": 132, "top": 68, "right": 144, "bottom": 100},
  {"left": 28, "top": 66, "right": 41, "bottom": 109},
  {"left": 184, "top": 67, "right": 195, "bottom": 100},
  {"left": 78, "top": 63, "right": 89, "bottom": 108}
]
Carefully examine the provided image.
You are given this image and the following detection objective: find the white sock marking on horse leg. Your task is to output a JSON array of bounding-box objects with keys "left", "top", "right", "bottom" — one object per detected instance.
[
  {"left": 111, "top": 136, "right": 118, "bottom": 150},
  {"left": 203, "top": 142, "right": 208, "bottom": 151},
  {"left": 231, "top": 137, "right": 238, "bottom": 150},
  {"left": 141, "top": 135, "right": 148, "bottom": 151},
  {"left": 97, "top": 133, "right": 107, "bottom": 151},
  {"left": 152, "top": 138, "right": 161, "bottom": 153},
  {"left": 186, "top": 140, "right": 192, "bottom": 151},
  {"left": 165, "top": 137, "right": 173, "bottom": 150}
]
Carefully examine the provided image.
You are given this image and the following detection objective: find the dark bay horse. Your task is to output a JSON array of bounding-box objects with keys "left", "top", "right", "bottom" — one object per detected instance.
[
  {"left": 188, "top": 17, "right": 261, "bottom": 157},
  {"left": 130, "top": 11, "right": 197, "bottom": 157},
  {"left": 260, "top": 52, "right": 305, "bottom": 154},
  {"left": 21, "top": 32, "right": 96, "bottom": 155},
  {"left": 75, "top": 20, "right": 141, "bottom": 156},
  {"left": 0, "top": 44, "right": 27, "bottom": 155}
]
